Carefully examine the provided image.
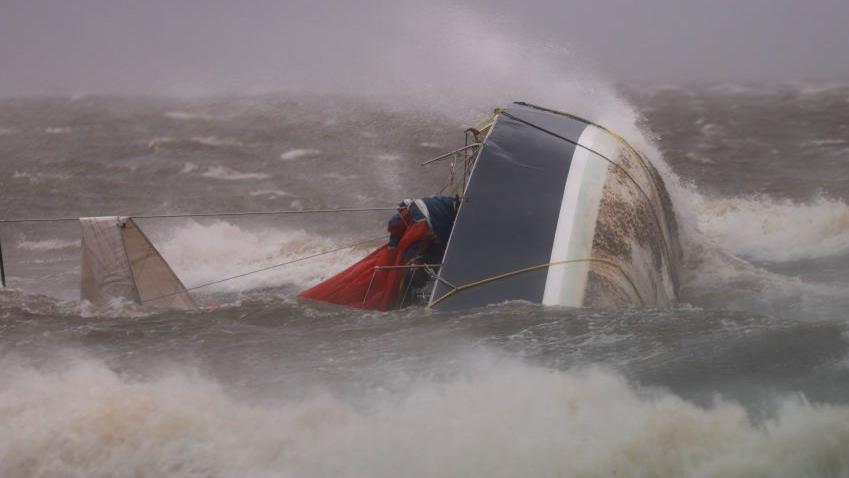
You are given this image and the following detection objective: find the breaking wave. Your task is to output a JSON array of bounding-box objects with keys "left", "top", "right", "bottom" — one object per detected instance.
[
  {"left": 2, "top": 354, "right": 848, "bottom": 478},
  {"left": 148, "top": 136, "right": 244, "bottom": 151},
  {"left": 11, "top": 170, "right": 71, "bottom": 183},
  {"left": 376, "top": 153, "right": 401, "bottom": 162},
  {"left": 693, "top": 195, "right": 849, "bottom": 263},
  {"left": 17, "top": 238, "right": 80, "bottom": 252},
  {"left": 279, "top": 148, "right": 321, "bottom": 160},
  {"left": 179, "top": 162, "right": 198, "bottom": 174},
  {"left": 190, "top": 136, "right": 244, "bottom": 148},
  {"left": 157, "top": 220, "right": 372, "bottom": 293},
  {"left": 163, "top": 111, "right": 215, "bottom": 121},
  {"left": 249, "top": 189, "right": 288, "bottom": 198},
  {"left": 200, "top": 166, "right": 271, "bottom": 181}
]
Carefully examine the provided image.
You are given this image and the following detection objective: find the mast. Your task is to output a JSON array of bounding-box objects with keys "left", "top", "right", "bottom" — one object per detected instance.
[{"left": 0, "top": 230, "right": 6, "bottom": 287}]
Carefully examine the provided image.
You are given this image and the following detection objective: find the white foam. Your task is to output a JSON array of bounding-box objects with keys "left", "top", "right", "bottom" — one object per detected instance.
[
  {"left": 700, "top": 123, "right": 723, "bottom": 138},
  {"left": 201, "top": 166, "right": 271, "bottom": 181},
  {"left": 322, "top": 172, "right": 358, "bottom": 181},
  {"left": 163, "top": 111, "right": 214, "bottom": 121},
  {"left": 685, "top": 152, "right": 716, "bottom": 164},
  {"left": 798, "top": 82, "right": 849, "bottom": 96},
  {"left": 157, "top": 220, "right": 372, "bottom": 292},
  {"left": 17, "top": 239, "right": 80, "bottom": 252},
  {"left": 11, "top": 170, "right": 37, "bottom": 182},
  {"left": 44, "top": 127, "right": 71, "bottom": 134},
  {"left": 149, "top": 136, "right": 243, "bottom": 149},
  {"left": 2, "top": 355, "right": 849, "bottom": 477},
  {"left": 376, "top": 153, "right": 401, "bottom": 162},
  {"left": 249, "top": 189, "right": 288, "bottom": 198},
  {"left": 693, "top": 195, "right": 849, "bottom": 262},
  {"left": 0, "top": 127, "right": 18, "bottom": 136},
  {"left": 801, "top": 139, "right": 847, "bottom": 148},
  {"left": 706, "top": 83, "right": 755, "bottom": 95},
  {"left": 11, "top": 170, "right": 70, "bottom": 183},
  {"left": 147, "top": 136, "right": 175, "bottom": 149},
  {"left": 179, "top": 162, "right": 198, "bottom": 174},
  {"left": 192, "top": 136, "right": 243, "bottom": 147},
  {"left": 279, "top": 148, "right": 321, "bottom": 160}
]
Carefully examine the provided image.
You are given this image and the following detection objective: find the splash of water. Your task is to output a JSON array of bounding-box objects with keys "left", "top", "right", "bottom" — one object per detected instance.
[
  {"left": 693, "top": 195, "right": 849, "bottom": 263},
  {"left": 157, "top": 220, "right": 371, "bottom": 293},
  {"left": 2, "top": 354, "right": 848, "bottom": 477}
]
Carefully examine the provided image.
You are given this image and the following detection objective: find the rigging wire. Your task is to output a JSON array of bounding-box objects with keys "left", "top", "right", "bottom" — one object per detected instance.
[
  {"left": 0, "top": 232, "right": 5, "bottom": 288},
  {"left": 499, "top": 109, "right": 677, "bottom": 280},
  {"left": 429, "top": 257, "right": 645, "bottom": 308},
  {"left": 0, "top": 206, "right": 398, "bottom": 224},
  {"left": 141, "top": 235, "right": 387, "bottom": 304},
  {"left": 0, "top": 206, "right": 398, "bottom": 289}
]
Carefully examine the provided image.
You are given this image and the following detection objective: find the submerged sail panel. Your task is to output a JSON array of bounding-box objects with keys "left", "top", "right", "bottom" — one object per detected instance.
[
  {"left": 429, "top": 106, "right": 589, "bottom": 310},
  {"left": 80, "top": 217, "right": 138, "bottom": 305},
  {"left": 80, "top": 217, "right": 195, "bottom": 310},
  {"left": 122, "top": 218, "right": 196, "bottom": 310}
]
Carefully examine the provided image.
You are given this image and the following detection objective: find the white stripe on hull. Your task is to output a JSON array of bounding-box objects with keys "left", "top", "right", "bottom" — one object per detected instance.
[{"left": 542, "top": 125, "right": 618, "bottom": 307}]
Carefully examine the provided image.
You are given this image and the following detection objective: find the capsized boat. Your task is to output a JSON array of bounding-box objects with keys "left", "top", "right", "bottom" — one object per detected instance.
[
  {"left": 430, "top": 102, "right": 681, "bottom": 310},
  {"left": 302, "top": 102, "right": 682, "bottom": 311},
  {"left": 0, "top": 102, "right": 680, "bottom": 312}
]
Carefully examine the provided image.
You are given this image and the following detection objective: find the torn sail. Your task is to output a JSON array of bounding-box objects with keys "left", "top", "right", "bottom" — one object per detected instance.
[{"left": 80, "top": 217, "right": 196, "bottom": 310}]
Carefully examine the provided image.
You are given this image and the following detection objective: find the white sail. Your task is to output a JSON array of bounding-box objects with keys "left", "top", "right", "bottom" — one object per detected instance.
[{"left": 80, "top": 217, "right": 196, "bottom": 310}]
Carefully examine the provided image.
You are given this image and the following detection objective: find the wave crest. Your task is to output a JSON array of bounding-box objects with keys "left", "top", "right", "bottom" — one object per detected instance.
[
  {"left": 694, "top": 195, "right": 849, "bottom": 262},
  {"left": 2, "top": 356, "right": 848, "bottom": 477}
]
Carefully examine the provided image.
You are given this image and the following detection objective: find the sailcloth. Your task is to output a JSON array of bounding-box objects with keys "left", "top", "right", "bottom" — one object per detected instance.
[{"left": 80, "top": 217, "right": 196, "bottom": 310}]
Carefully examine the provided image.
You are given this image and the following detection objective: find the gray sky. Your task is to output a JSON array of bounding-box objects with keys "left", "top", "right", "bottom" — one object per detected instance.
[{"left": 2, "top": 0, "right": 848, "bottom": 97}]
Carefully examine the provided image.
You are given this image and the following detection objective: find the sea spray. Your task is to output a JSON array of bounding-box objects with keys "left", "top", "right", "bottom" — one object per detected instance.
[
  {"left": 2, "top": 353, "right": 849, "bottom": 477},
  {"left": 156, "top": 220, "right": 373, "bottom": 293}
]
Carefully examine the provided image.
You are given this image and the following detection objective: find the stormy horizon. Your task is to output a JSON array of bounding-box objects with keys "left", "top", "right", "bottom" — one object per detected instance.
[
  {"left": 3, "top": 0, "right": 848, "bottom": 99},
  {"left": 3, "top": 1, "right": 849, "bottom": 477}
]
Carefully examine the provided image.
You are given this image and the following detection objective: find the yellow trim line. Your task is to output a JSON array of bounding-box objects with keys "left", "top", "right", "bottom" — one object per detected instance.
[{"left": 429, "top": 257, "right": 644, "bottom": 308}]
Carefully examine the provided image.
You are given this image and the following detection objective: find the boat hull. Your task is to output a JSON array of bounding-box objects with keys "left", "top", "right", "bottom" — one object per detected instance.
[{"left": 429, "top": 103, "right": 680, "bottom": 310}]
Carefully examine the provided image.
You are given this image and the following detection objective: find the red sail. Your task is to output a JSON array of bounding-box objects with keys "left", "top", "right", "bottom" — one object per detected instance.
[{"left": 299, "top": 221, "right": 434, "bottom": 310}]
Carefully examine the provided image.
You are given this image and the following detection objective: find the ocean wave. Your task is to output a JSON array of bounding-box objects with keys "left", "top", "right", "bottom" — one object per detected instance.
[
  {"left": 163, "top": 111, "right": 215, "bottom": 121},
  {"left": 706, "top": 83, "right": 757, "bottom": 95},
  {"left": 148, "top": 136, "right": 244, "bottom": 150},
  {"left": 249, "top": 189, "right": 288, "bottom": 198},
  {"left": 191, "top": 136, "right": 244, "bottom": 147},
  {"left": 147, "top": 136, "right": 176, "bottom": 149},
  {"left": 798, "top": 82, "right": 849, "bottom": 96},
  {"left": 158, "top": 220, "right": 373, "bottom": 292},
  {"left": 16, "top": 239, "right": 80, "bottom": 252},
  {"left": 279, "top": 148, "right": 321, "bottom": 160},
  {"left": 179, "top": 162, "right": 198, "bottom": 174},
  {"left": 2, "top": 355, "right": 848, "bottom": 477},
  {"left": 200, "top": 166, "right": 271, "bottom": 181},
  {"left": 376, "top": 153, "right": 401, "bottom": 161},
  {"left": 322, "top": 172, "right": 359, "bottom": 181},
  {"left": 693, "top": 195, "right": 849, "bottom": 263},
  {"left": 800, "top": 139, "right": 847, "bottom": 148},
  {"left": 11, "top": 170, "right": 71, "bottom": 183}
]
